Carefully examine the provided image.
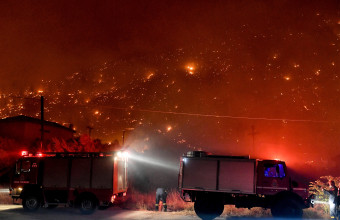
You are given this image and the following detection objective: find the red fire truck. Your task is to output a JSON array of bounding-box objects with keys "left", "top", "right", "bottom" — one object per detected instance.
[
  {"left": 178, "top": 151, "right": 312, "bottom": 219},
  {"left": 10, "top": 151, "right": 128, "bottom": 214}
]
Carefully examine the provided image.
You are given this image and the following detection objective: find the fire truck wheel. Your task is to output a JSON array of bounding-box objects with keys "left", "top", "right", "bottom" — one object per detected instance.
[
  {"left": 271, "top": 198, "right": 303, "bottom": 218},
  {"left": 79, "top": 196, "right": 97, "bottom": 214},
  {"left": 194, "top": 197, "right": 224, "bottom": 220},
  {"left": 22, "top": 195, "right": 40, "bottom": 211}
]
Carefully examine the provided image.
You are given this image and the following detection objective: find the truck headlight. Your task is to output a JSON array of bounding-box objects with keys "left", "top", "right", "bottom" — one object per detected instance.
[{"left": 117, "top": 151, "right": 129, "bottom": 159}]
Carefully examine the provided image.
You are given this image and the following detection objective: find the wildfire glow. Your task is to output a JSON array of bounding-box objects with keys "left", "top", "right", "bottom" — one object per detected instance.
[
  {"left": 186, "top": 65, "right": 195, "bottom": 75},
  {"left": 284, "top": 76, "right": 290, "bottom": 81},
  {"left": 146, "top": 72, "right": 154, "bottom": 80}
]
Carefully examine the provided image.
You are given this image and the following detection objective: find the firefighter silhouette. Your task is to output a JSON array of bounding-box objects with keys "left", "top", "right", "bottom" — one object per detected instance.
[
  {"left": 324, "top": 180, "right": 338, "bottom": 218},
  {"left": 155, "top": 188, "right": 167, "bottom": 211}
]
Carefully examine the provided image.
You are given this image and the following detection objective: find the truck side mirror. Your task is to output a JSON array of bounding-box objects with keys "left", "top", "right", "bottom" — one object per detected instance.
[{"left": 291, "top": 180, "right": 298, "bottom": 187}]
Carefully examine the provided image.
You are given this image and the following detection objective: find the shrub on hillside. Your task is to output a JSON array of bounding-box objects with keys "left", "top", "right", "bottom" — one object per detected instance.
[
  {"left": 122, "top": 188, "right": 193, "bottom": 211},
  {"left": 309, "top": 175, "right": 340, "bottom": 218}
]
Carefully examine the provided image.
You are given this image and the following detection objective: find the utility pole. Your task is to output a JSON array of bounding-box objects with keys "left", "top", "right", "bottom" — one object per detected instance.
[
  {"left": 122, "top": 130, "right": 126, "bottom": 146},
  {"left": 87, "top": 126, "right": 94, "bottom": 137},
  {"left": 248, "top": 125, "right": 258, "bottom": 155},
  {"left": 40, "top": 96, "right": 44, "bottom": 151},
  {"left": 122, "top": 128, "right": 134, "bottom": 147},
  {"left": 11, "top": 95, "right": 45, "bottom": 151}
]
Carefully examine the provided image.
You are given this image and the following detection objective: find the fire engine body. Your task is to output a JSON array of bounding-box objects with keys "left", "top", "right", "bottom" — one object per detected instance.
[
  {"left": 10, "top": 151, "right": 128, "bottom": 213},
  {"left": 178, "top": 151, "right": 311, "bottom": 219}
]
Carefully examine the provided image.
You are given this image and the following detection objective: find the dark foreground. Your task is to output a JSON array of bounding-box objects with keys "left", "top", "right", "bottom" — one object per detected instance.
[
  {"left": 0, "top": 205, "right": 324, "bottom": 220},
  {"left": 0, "top": 205, "right": 200, "bottom": 220}
]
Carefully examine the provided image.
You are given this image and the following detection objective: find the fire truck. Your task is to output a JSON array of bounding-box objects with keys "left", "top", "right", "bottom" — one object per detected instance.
[
  {"left": 178, "top": 151, "right": 312, "bottom": 219},
  {"left": 9, "top": 151, "right": 128, "bottom": 214}
]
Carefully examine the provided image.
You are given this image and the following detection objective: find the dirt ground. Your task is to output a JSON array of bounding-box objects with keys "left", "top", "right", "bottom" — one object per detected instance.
[
  {"left": 0, "top": 204, "right": 202, "bottom": 220},
  {"left": 0, "top": 204, "right": 325, "bottom": 220}
]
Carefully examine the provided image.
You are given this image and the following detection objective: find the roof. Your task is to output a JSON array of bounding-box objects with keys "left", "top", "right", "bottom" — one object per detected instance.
[{"left": 0, "top": 115, "right": 75, "bottom": 132}]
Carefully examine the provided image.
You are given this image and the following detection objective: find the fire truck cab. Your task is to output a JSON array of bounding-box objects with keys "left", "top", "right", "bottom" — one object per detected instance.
[{"left": 10, "top": 151, "right": 128, "bottom": 214}]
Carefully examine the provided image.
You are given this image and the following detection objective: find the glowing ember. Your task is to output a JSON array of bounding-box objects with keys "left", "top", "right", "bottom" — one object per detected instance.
[
  {"left": 167, "top": 126, "right": 172, "bottom": 132},
  {"left": 284, "top": 76, "right": 291, "bottom": 81},
  {"left": 146, "top": 72, "right": 154, "bottom": 80},
  {"left": 186, "top": 65, "right": 195, "bottom": 75}
]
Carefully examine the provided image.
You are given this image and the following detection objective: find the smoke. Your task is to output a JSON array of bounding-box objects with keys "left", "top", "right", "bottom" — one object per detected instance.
[
  {"left": 125, "top": 129, "right": 189, "bottom": 192},
  {"left": 0, "top": 0, "right": 339, "bottom": 184}
]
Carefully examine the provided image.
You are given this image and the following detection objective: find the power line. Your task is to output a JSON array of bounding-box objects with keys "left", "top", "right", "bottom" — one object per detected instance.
[
  {"left": 17, "top": 99, "right": 330, "bottom": 123},
  {"left": 90, "top": 105, "right": 330, "bottom": 123}
]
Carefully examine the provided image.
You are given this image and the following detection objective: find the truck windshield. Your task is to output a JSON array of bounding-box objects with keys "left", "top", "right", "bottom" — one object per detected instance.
[
  {"left": 264, "top": 163, "right": 285, "bottom": 178},
  {"left": 21, "top": 160, "right": 31, "bottom": 173}
]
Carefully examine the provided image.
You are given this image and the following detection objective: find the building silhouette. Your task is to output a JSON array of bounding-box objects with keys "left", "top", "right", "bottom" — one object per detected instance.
[{"left": 0, "top": 115, "right": 74, "bottom": 146}]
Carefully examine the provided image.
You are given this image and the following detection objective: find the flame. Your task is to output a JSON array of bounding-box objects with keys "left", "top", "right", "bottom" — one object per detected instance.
[
  {"left": 185, "top": 64, "right": 195, "bottom": 75},
  {"left": 146, "top": 72, "right": 154, "bottom": 80}
]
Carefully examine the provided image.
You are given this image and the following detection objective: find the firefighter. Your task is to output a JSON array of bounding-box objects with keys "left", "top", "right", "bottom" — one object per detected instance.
[
  {"left": 324, "top": 180, "right": 338, "bottom": 218},
  {"left": 155, "top": 188, "right": 167, "bottom": 212}
]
